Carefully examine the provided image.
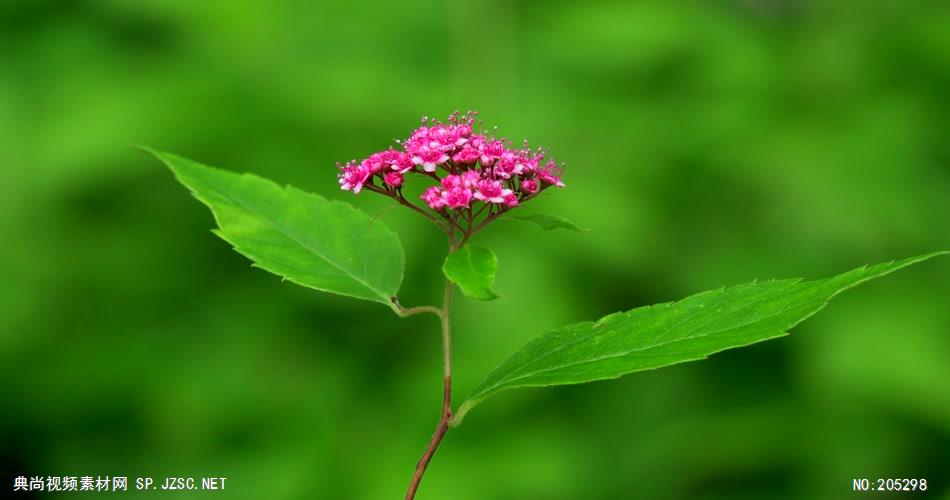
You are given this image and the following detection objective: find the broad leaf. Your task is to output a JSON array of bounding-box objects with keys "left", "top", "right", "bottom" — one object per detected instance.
[
  {"left": 451, "top": 252, "right": 947, "bottom": 425},
  {"left": 149, "top": 148, "right": 404, "bottom": 307},
  {"left": 443, "top": 245, "right": 500, "bottom": 301},
  {"left": 509, "top": 213, "right": 588, "bottom": 232}
]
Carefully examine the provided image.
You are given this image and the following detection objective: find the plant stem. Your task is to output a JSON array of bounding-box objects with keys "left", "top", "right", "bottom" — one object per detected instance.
[
  {"left": 394, "top": 304, "right": 443, "bottom": 318},
  {"left": 404, "top": 278, "right": 454, "bottom": 500}
]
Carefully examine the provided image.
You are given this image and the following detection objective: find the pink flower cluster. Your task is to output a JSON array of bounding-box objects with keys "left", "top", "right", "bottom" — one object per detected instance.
[{"left": 337, "top": 112, "right": 565, "bottom": 212}]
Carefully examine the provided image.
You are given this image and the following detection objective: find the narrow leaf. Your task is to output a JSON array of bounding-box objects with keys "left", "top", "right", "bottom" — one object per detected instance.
[
  {"left": 443, "top": 245, "right": 500, "bottom": 301},
  {"left": 508, "top": 213, "right": 588, "bottom": 232},
  {"left": 452, "top": 252, "right": 948, "bottom": 425},
  {"left": 148, "top": 148, "right": 404, "bottom": 307}
]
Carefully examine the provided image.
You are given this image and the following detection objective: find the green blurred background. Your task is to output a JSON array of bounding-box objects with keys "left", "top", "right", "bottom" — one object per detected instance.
[{"left": 2, "top": 0, "right": 949, "bottom": 498}]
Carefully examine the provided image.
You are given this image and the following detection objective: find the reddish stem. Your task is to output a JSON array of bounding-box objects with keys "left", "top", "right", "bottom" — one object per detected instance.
[
  {"left": 404, "top": 376, "right": 452, "bottom": 500},
  {"left": 404, "top": 277, "right": 454, "bottom": 500}
]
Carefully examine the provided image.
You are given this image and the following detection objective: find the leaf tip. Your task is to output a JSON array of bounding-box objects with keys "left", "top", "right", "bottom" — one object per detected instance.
[{"left": 130, "top": 143, "right": 156, "bottom": 155}]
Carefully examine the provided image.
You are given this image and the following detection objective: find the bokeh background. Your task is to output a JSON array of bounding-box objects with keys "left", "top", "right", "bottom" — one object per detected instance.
[{"left": 2, "top": 0, "right": 949, "bottom": 498}]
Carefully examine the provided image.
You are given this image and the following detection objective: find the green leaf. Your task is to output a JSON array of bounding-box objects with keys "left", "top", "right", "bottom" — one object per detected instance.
[
  {"left": 147, "top": 148, "right": 404, "bottom": 307},
  {"left": 451, "top": 252, "right": 948, "bottom": 425},
  {"left": 442, "top": 245, "right": 500, "bottom": 301},
  {"left": 508, "top": 213, "right": 588, "bottom": 232}
]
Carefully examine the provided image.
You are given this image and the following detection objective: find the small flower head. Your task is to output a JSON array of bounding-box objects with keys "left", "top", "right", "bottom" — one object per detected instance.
[
  {"left": 460, "top": 170, "right": 480, "bottom": 188},
  {"left": 442, "top": 186, "right": 473, "bottom": 209},
  {"left": 452, "top": 145, "right": 480, "bottom": 165},
  {"left": 473, "top": 179, "right": 512, "bottom": 204},
  {"left": 478, "top": 139, "right": 506, "bottom": 168},
  {"left": 422, "top": 186, "right": 446, "bottom": 210},
  {"left": 336, "top": 111, "right": 565, "bottom": 236},
  {"left": 383, "top": 171, "right": 404, "bottom": 187},
  {"left": 411, "top": 145, "right": 450, "bottom": 173},
  {"left": 441, "top": 174, "right": 462, "bottom": 190},
  {"left": 368, "top": 148, "right": 401, "bottom": 174},
  {"left": 456, "top": 123, "right": 473, "bottom": 140},
  {"left": 538, "top": 160, "right": 566, "bottom": 188},
  {"left": 395, "top": 154, "right": 414, "bottom": 174},
  {"left": 521, "top": 178, "right": 539, "bottom": 194},
  {"left": 338, "top": 161, "right": 372, "bottom": 193}
]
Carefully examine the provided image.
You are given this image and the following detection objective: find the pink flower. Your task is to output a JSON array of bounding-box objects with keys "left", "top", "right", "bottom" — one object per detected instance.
[
  {"left": 494, "top": 151, "right": 524, "bottom": 179},
  {"left": 521, "top": 178, "right": 539, "bottom": 194},
  {"left": 441, "top": 174, "right": 462, "bottom": 189},
  {"left": 335, "top": 111, "right": 565, "bottom": 216},
  {"left": 427, "top": 124, "right": 468, "bottom": 148},
  {"left": 442, "top": 186, "right": 473, "bottom": 209},
  {"left": 362, "top": 156, "right": 378, "bottom": 172},
  {"left": 370, "top": 148, "right": 399, "bottom": 172},
  {"left": 362, "top": 156, "right": 382, "bottom": 175},
  {"left": 390, "top": 152, "right": 414, "bottom": 173},
  {"left": 520, "top": 150, "right": 542, "bottom": 175},
  {"left": 384, "top": 172, "right": 404, "bottom": 187},
  {"left": 478, "top": 139, "right": 505, "bottom": 167},
  {"left": 411, "top": 145, "right": 450, "bottom": 172},
  {"left": 407, "top": 126, "right": 431, "bottom": 145},
  {"left": 538, "top": 160, "right": 566, "bottom": 187},
  {"left": 473, "top": 179, "right": 513, "bottom": 204},
  {"left": 421, "top": 186, "right": 446, "bottom": 209},
  {"left": 452, "top": 145, "right": 480, "bottom": 165},
  {"left": 338, "top": 161, "right": 373, "bottom": 193},
  {"left": 468, "top": 134, "right": 487, "bottom": 150},
  {"left": 461, "top": 170, "right": 480, "bottom": 188},
  {"left": 362, "top": 149, "right": 399, "bottom": 174}
]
